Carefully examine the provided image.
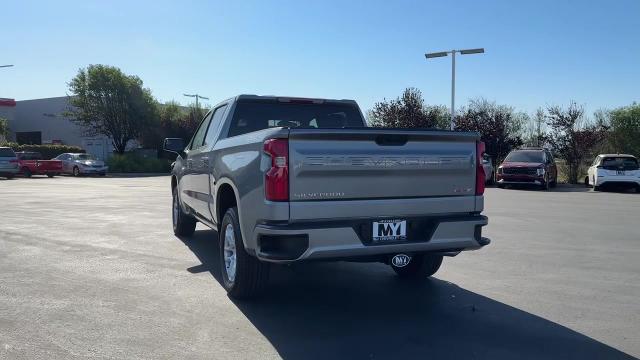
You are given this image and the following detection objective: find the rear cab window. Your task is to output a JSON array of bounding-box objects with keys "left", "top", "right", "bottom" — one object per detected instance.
[{"left": 226, "top": 99, "right": 366, "bottom": 138}]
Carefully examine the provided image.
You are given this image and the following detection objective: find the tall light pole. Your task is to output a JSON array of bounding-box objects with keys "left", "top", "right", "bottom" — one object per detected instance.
[
  {"left": 183, "top": 93, "right": 209, "bottom": 108},
  {"left": 425, "top": 48, "right": 484, "bottom": 130}
]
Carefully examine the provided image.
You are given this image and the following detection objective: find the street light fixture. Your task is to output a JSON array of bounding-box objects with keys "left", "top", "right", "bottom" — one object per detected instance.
[{"left": 424, "top": 48, "right": 484, "bottom": 130}]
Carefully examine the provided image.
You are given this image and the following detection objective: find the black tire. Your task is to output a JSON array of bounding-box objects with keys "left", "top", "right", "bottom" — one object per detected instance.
[
  {"left": 593, "top": 184, "right": 601, "bottom": 191},
  {"left": 172, "top": 186, "right": 196, "bottom": 237},
  {"left": 72, "top": 166, "right": 80, "bottom": 177},
  {"left": 220, "top": 206, "right": 269, "bottom": 299},
  {"left": 392, "top": 254, "right": 443, "bottom": 278},
  {"left": 584, "top": 176, "right": 590, "bottom": 187},
  {"left": 47, "top": 173, "right": 55, "bottom": 178},
  {"left": 550, "top": 176, "right": 557, "bottom": 188},
  {"left": 98, "top": 172, "right": 106, "bottom": 176},
  {"left": 22, "top": 167, "right": 32, "bottom": 178},
  {"left": 497, "top": 184, "right": 505, "bottom": 189},
  {"left": 5, "top": 174, "right": 14, "bottom": 179}
]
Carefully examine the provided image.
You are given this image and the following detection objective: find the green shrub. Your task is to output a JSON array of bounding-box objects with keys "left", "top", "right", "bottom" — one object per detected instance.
[
  {"left": 0, "top": 142, "right": 85, "bottom": 159},
  {"left": 107, "top": 153, "right": 171, "bottom": 173}
]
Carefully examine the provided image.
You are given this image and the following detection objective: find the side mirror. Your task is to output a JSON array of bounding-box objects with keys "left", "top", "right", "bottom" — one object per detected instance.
[{"left": 163, "top": 138, "right": 185, "bottom": 155}]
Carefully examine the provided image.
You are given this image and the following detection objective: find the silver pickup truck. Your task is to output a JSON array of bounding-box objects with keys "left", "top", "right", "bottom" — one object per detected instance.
[{"left": 164, "top": 95, "right": 490, "bottom": 298}]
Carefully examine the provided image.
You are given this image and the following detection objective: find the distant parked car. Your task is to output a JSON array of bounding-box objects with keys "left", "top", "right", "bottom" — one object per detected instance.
[
  {"left": 54, "top": 153, "right": 108, "bottom": 176},
  {"left": 15, "top": 151, "right": 63, "bottom": 178},
  {"left": 496, "top": 148, "right": 557, "bottom": 190},
  {"left": 0, "top": 147, "right": 19, "bottom": 179},
  {"left": 586, "top": 154, "right": 640, "bottom": 192},
  {"left": 482, "top": 153, "right": 495, "bottom": 185}
]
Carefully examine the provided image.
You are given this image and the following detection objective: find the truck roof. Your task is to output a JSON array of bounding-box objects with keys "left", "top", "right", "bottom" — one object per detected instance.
[{"left": 234, "top": 94, "right": 358, "bottom": 105}]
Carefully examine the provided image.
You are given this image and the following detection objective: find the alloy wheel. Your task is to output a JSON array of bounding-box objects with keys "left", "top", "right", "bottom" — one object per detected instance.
[{"left": 223, "top": 223, "right": 237, "bottom": 283}]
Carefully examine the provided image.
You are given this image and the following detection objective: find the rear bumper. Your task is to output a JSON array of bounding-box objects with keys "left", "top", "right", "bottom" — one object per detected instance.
[
  {"left": 252, "top": 214, "right": 489, "bottom": 263},
  {"left": 595, "top": 177, "right": 640, "bottom": 187}
]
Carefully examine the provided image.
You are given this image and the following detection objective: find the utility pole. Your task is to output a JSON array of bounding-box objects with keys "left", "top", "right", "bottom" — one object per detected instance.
[
  {"left": 183, "top": 93, "right": 209, "bottom": 109},
  {"left": 424, "top": 48, "right": 484, "bottom": 130}
]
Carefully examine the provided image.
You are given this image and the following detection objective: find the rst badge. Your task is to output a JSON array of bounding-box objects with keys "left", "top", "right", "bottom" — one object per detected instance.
[{"left": 372, "top": 219, "right": 407, "bottom": 242}]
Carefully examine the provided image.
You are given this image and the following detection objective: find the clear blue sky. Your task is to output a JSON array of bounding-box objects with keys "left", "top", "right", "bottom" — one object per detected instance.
[{"left": 2, "top": 0, "right": 639, "bottom": 116}]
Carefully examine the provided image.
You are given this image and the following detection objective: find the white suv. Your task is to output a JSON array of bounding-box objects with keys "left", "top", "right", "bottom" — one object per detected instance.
[{"left": 586, "top": 154, "right": 640, "bottom": 191}]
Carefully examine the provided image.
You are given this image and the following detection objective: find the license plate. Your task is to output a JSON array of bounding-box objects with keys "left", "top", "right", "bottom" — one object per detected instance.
[
  {"left": 617, "top": 170, "right": 625, "bottom": 175},
  {"left": 372, "top": 219, "right": 407, "bottom": 242}
]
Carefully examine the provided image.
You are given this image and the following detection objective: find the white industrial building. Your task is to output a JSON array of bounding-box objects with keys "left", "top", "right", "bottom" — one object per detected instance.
[{"left": 0, "top": 96, "right": 121, "bottom": 160}]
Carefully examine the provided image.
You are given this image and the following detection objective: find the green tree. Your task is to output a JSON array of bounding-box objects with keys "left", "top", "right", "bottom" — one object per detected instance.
[
  {"left": 454, "top": 98, "right": 525, "bottom": 161},
  {"left": 0, "top": 117, "right": 10, "bottom": 142},
  {"left": 546, "top": 101, "right": 608, "bottom": 184},
  {"left": 67, "top": 64, "right": 158, "bottom": 154},
  {"left": 368, "top": 88, "right": 449, "bottom": 129},
  {"left": 608, "top": 103, "right": 640, "bottom": 157}
]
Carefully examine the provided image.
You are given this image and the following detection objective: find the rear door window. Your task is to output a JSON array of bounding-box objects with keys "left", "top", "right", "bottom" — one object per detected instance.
[
  {"left": 203, "top": 104, "right": 228, "bottom": 146},
  {"left": 189, "top": 111, "right": 213, "bottom": 150}
]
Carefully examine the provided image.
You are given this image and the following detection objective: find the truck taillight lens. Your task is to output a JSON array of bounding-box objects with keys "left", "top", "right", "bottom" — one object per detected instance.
[
  {"left": 476, "top": 141, "right": 486, "bottom": 195},
  {"left": 264, "top": 138, "right": 289, "bottom": 201}
]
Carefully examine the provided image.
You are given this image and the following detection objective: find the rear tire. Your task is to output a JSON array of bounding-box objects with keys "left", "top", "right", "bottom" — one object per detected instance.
[
  {"left": 47, "top": 173, "right": 55, "bottom": 178},
  {"left": 220, "top": 206, "right": 269, "bottom": 299},
  {"left": 22, "top": 167, "right": 32, "bottom": 178},
  {"left": 172, "top": 186, "right": 196, "bottom": 237},
  {"left": 72, "top": 166, "right": 80, "bottom": 177},
  {"left": 392, "top": 254, "right": 443, "bottom": 278}
]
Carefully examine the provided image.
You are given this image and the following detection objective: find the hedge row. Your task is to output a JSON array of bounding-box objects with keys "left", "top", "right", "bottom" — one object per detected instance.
[
  {"left": 0, "top": 142, "right": 85, "bottom": 159},
  {"left": 106, "top": 154, "right": 171, "bottom": 173}
]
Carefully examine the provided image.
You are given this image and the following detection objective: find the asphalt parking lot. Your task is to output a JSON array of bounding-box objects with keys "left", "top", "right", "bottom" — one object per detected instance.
[{"left": 1, "top": 176, "right": 638, "bottom": 360}]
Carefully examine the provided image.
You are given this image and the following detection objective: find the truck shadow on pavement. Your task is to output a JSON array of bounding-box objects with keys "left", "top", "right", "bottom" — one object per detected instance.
[{"left": 181, "top": 230, "right": 636, "bottom": 360}]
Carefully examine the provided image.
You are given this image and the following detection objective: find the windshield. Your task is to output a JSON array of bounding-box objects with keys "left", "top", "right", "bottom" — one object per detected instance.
[
  {"left": 228, "top": 100, "right": 366, "bottom": 137},
  {"left": 601, "top": 157, "right": 639, "bottom": 170},
  {"left": 0, "top": 148, "right": 16, "bottom": 157},
  {"left": 75, "top": 154, "right": 96, "bottom": 160},
  {"left": 504, "top": 150, "right": 544, "bottom": 163}
]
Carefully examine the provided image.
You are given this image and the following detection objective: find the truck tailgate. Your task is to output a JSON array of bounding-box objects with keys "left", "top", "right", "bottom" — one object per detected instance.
[{"left": 288, "top": 129, "right": 479, "bottom": 203}]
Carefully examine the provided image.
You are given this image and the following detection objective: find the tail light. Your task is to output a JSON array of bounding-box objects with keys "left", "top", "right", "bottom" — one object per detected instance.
[
  {"left": 476, "top": 141, "right": 486, "bottom": 195},
  {"left": 264, "top": 138, "right": 289, "bottom": 201}
]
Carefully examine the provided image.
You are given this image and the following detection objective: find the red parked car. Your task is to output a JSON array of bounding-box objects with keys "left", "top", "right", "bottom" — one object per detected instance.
[
  {"left": 16, "top": 151, "right": 63, "bottom": 178},
  {"left": 496, "top": 148, "right": 558, "bottom": 190}
]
